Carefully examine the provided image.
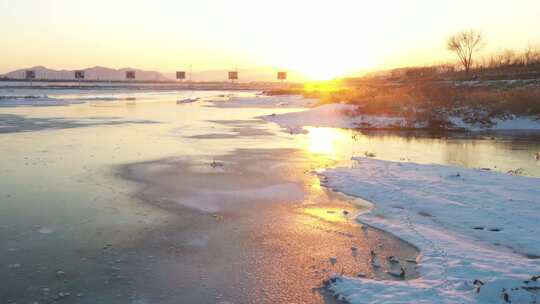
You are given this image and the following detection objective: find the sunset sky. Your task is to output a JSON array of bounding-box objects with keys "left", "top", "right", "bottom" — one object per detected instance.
[{"left": 1, "top": 0, "right": 539, "bottom": 80}]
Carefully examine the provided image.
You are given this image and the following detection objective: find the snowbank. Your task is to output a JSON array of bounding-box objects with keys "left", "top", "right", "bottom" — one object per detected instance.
[
  {"left": 321, "top": 158, "right": 540, "bottom": 303},
  {"left": 262, "top": 103, "right": 540, "bottom": 132},
  {"left": 262, "top": 103, "right": 409, "bottom": 133}
]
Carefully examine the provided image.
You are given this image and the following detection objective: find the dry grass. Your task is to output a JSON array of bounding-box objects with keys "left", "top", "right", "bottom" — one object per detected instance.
[
  {"left": 318, "top": 83, "right": 456, "bottom": 116},
  {"left": 266, "top": 82, "right": 540, "bottom": 129},
  {"left": 266, "top": 81, "right": 540, "bottom": 128},
  {"left": 320, "top": 83, "right": 540, "bottom": 119}
]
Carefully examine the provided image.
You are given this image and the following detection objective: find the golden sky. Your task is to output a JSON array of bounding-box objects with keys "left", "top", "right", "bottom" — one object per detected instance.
[{"left": 1, "top": 0, "right": 539, "bottom": 80}]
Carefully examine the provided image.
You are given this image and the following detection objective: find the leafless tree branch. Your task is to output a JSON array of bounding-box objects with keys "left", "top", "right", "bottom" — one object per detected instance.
[{"left": 447, "top": 30, "right": 485, "bottom": 73}]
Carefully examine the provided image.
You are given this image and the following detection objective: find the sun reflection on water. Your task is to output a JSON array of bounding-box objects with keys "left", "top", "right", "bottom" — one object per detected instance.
[
  {"left": 306, "top": 127, "right": 348, "bottom": 157},
  {"left": 302, "top": 207, "right": 349, "bottom": 223}
]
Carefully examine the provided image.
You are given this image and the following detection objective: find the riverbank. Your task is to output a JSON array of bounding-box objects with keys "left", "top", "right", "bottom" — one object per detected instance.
[
  {"left": 262, "top": 103, "right": 540, "bottom": 133},
  {"left": 264, "top": 80, "right": 540, "bottom": 131}
]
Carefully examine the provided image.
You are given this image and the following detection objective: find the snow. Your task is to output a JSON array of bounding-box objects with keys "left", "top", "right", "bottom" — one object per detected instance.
[
  {"left": 262, "top": 103, "right": 409, "bottom": 133},
  {"left": 161, "top": 182, "right": 304, "bottom": 213},
  {"left": 211, "top": 94, "right": 317, "bottom": 108},
  {"left": 176, "top": 97, "right": 200, "bottom": 104},
  {"left": 186, "top": 234, "right": 210, "bottom": 247},
  {"left": 454, "top": 79, "right": 540, "bottom": 88},
  {"left": 0, "top": 96, "right": 84, "bottom": 107},
  {"left": 492, "top": 117, "right": 540, "bottom": 130},
  {"left": 262, "top": 103, "right": 540, "bottom": 132},
  {"left": 37, "top": 227, "right": 54, "bottom": 234},
  {"left": 320, "top": 158, "right": 540, "bottom": 303},
  {"left": 451, "top": 116, "right": 540, "bottom": 131}
]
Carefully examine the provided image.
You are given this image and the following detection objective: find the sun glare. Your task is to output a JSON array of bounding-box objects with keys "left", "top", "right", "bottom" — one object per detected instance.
[
  {"left": 307, "top": 127, "right": 347, "bottom": 156},
  {"left": 283, "top": 47, "right": 375, "bottom": 81},
  {"left": 296, "top": 65, "right": 352, "bottom": 81}
]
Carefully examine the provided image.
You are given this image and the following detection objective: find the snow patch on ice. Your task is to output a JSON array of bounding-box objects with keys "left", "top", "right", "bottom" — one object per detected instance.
[
  {"left": 209, "top": 94, "right": 317, "bottom": 108},
  {"left": 0, "top": 96, "right": 85, "bottom": 107},
  {"left": 186, "top": 234, "right": 209, "bottom": 247},
  {"left": 167, "top": 183, "right": 304, "bottom": 213},
  {"left": 37, "top": 227, "right": 54, "bottom": 234},
  {"left": 321, "top": 158, "right": 540, "bottom": 303},
  {"left": 0, "top": 95, "right": 139, "bottom": 107}
]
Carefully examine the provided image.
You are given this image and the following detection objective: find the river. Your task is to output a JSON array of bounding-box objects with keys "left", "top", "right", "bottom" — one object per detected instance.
[{"left": 1, "top": 87, "right": 539, "bottom": 303}]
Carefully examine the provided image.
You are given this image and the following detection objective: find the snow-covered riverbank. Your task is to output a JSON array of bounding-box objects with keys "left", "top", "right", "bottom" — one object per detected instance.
[
  {"left": 263, "top": 103, "right": 540, "bottom": 132},
  {"left": 320, "top": 158, "right": 540, "bottom": 303}
]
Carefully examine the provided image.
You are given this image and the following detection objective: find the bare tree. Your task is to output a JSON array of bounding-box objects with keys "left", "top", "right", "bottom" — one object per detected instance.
[{"left": 447, "top": 30, "right": 485, "bottom": 73}]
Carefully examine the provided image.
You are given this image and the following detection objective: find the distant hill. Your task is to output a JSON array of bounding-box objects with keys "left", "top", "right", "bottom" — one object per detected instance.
[
  {"left": 2, "top": 66, "right": 169, "bottom": 81},
  {"left": 2, "top": 66, "right": 309, "bottom": 82}
]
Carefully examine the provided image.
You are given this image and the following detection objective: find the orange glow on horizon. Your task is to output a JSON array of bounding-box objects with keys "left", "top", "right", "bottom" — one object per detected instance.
[{"left": 1, "top": 0, "right": 540, "bottom": 80}]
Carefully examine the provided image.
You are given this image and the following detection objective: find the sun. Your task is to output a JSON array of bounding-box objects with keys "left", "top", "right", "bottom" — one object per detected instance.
[
  {"left": 296, "top": 65, "right": 351, "bottom": 81},
  {"left": 275, "top": 41, "right": 375, "bottom": 81}
]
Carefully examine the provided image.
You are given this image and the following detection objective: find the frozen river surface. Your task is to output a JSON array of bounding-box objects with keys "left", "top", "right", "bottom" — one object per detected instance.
[{"left": 1, "top": 87, "right": 539, "bottom": 303}]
